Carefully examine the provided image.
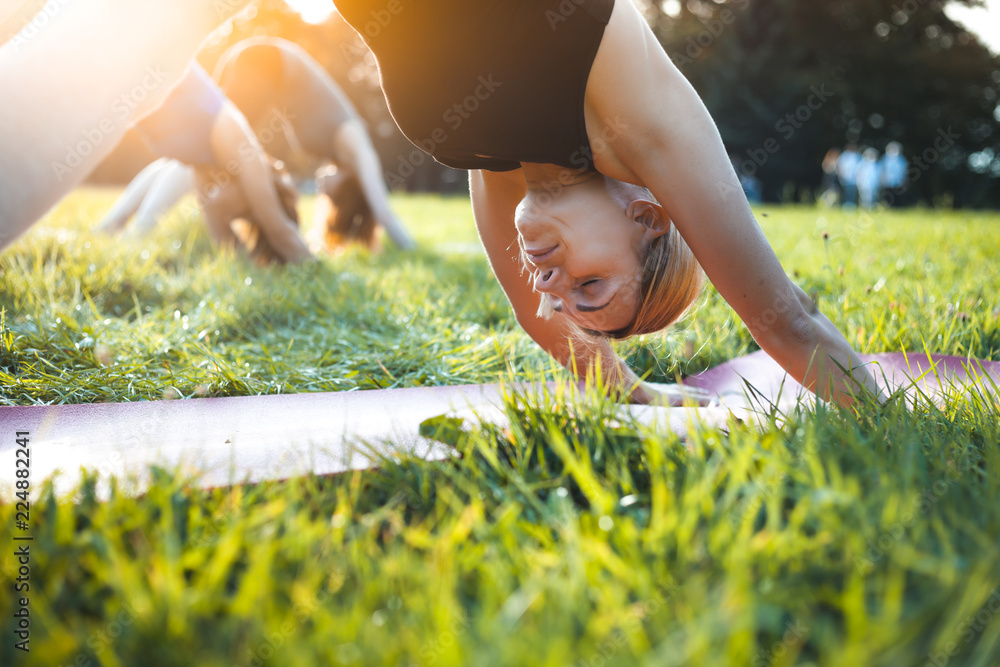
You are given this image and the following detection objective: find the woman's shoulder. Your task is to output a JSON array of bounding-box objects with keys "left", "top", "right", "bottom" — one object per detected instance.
[{"left": 584, "top": 1, "right": 684, "bottom": 182}]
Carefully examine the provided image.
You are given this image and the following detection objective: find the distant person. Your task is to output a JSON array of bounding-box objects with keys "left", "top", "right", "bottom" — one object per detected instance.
[
  {"left": 819, "top": 148, "right": 841, "bottom": 206},
  {"left": 880, "top": 141, "right": 908, "bottom": 207},
  {"left": 99, "top": 64, "right": 312, "bottom": 263},
  {"left": 855, "top": 148, "right": 882, "bottom": 210},
  {"left": 214, "top": 36, "right": 415, "bottom": 250},
  {"left": 729, "top": 153, "right": 762, "bottom": 204},
  {"left": 836, "top": 144, "right": 861, "bottom": 208}
]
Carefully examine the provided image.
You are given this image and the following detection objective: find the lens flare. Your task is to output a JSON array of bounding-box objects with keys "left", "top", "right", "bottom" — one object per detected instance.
[{"left": 284, "top": 0, "right": 335, "bottom": 25}]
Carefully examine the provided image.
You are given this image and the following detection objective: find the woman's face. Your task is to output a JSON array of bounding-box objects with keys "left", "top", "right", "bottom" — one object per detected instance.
[{"left": 514, "top": 177, "right": 669, "bottom": 333}]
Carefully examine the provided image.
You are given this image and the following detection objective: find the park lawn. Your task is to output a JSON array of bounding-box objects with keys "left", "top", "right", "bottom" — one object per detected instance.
[{"left": 1, "top": 190, "right": 1000, "bottom": 666}]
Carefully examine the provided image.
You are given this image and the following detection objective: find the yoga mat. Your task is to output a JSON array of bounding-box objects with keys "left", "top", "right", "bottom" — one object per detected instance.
[
  {"left": 680, "top": 350, "right": 1000, "bottom": 413},
  {"left": 0, "top": 352, "right": 995, "bottom": 497}
]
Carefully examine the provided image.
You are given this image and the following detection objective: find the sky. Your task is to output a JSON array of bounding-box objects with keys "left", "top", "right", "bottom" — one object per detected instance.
[{"left": 946, "top": 0, "right": 1000, "bottom": 53}]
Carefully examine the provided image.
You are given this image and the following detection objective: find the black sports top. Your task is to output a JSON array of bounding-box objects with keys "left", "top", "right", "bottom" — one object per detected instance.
[{"left": 333, "top": 0, "right": 615, "bottom": 172}]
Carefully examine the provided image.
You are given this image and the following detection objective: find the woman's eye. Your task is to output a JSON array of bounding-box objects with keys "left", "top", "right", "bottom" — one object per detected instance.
[{"left": 579, "top": 279, "right": 599, "bottom": 288}]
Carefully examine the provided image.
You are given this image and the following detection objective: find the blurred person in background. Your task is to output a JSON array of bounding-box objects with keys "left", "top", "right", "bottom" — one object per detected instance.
[
  {"left": 819, "top": 147, "right": 841, "bottom": 206},
  {"left": 836, "top": 143, "right": 861, "bottom": 208},
  {"left": 99, "top": 64, "right": 311, "bottom": 263},
  {"left": 730, "top": 153, "right": 763, "bottom": 204},
  {"left": 880, "top": 141, "right": 908, "bottom": 207},
  {"left": 97, "top": 158, "right": 195, "bottom": 237},
  {"left": 214, "top": 36, "right": 415, "bottom": 251},
  {"left": 855, "top": 148, "right": 882, "bottom": 210}
]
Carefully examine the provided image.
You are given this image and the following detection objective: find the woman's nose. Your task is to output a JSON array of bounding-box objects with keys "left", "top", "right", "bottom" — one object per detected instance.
[{"left": 533, "top": 267, "right": 562, "bottom": 293}]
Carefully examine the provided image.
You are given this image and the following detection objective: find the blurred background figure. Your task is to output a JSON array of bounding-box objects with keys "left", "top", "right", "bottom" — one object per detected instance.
[
  {"left": 730, "top": 152, "right": 763, "bottom": 204},
  {"left": 99, "top": 63, "right": 311, "bottom": 264},
  {"left": 214, "top": 36, "right": 415, "bottom": 251},
  {"left": 819, "top": 147, "right": 842, "bottom": 206},
  {"left": 836, "top": 144, "right": 862, "bottom": 208},
  {"left": 856, "top": 148, "right": 883, "bottom": 210},
  {"left": 880, "top": 141, "right": 909, "bottom": 207}
]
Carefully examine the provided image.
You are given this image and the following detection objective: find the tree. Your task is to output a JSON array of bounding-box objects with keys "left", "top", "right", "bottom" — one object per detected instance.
[{"left": 639, "top": 0, "right": 1000, "bottom": 207}]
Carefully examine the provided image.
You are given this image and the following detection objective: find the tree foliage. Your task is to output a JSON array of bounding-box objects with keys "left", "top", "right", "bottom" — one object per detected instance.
[{"left": 639, "top": 0, "right": 1000, "bottom": 206}]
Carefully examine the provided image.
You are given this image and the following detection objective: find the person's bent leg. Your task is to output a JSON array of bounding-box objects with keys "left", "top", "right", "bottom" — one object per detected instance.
[
  {"left": 129, "top": 160, "right": 195, "bottom": 236},
  {"left": 96, "top": 158, "right": 168, "bottom": 234},
  {"left": 0, "top": 0, "right": 253, "bottom": 251},
  {"left": 332, "top": 120, "right": 415, "bottom": 250}
]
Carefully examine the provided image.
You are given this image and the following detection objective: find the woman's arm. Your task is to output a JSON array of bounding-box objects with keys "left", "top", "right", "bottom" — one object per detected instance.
[
  {"left": 209, "top": 103, "right": 312, "bottom": 263},
  {"left": 470, "top": 168, "right": 692, "bottom": 404},
  {"left": 332, "top": 120, "right": 416, "bottom": 250},
  {"left": 586, "top": 1, "right": 884, "bottom": 407}
]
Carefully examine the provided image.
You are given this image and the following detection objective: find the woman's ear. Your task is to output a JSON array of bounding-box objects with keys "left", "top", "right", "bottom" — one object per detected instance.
[{"left": 626, "top": 199, "right": 671, "bottom": 238}]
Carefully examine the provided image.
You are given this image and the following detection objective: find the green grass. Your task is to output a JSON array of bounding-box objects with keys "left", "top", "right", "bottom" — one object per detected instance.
[{"left": 2, "top": 191, "right": 1000, "bottom": 666}]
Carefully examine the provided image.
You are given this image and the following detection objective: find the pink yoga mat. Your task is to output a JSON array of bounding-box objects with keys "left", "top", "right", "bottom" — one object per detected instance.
[
  {"left": 681, "top": 350, "right": 1000, "bottom": 412},
  {"left": 1, "top": 352, "right": 996, "bottom": 497}
]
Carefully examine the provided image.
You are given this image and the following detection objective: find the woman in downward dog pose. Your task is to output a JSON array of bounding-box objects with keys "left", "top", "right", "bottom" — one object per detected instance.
[
  {"left": 333, "top": 0, "right": 885, "bottom": 406},
  {"left": 214, "top": 36, "right": 415, "bottom": 251},
  {"left": 100, "top": 63, "right": 312, "bottom": 263}
]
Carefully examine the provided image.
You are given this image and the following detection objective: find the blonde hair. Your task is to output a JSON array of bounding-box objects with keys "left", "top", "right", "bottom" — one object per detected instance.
[{"left": 593, "top": 223, "right": 703, "bottom": 340}]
